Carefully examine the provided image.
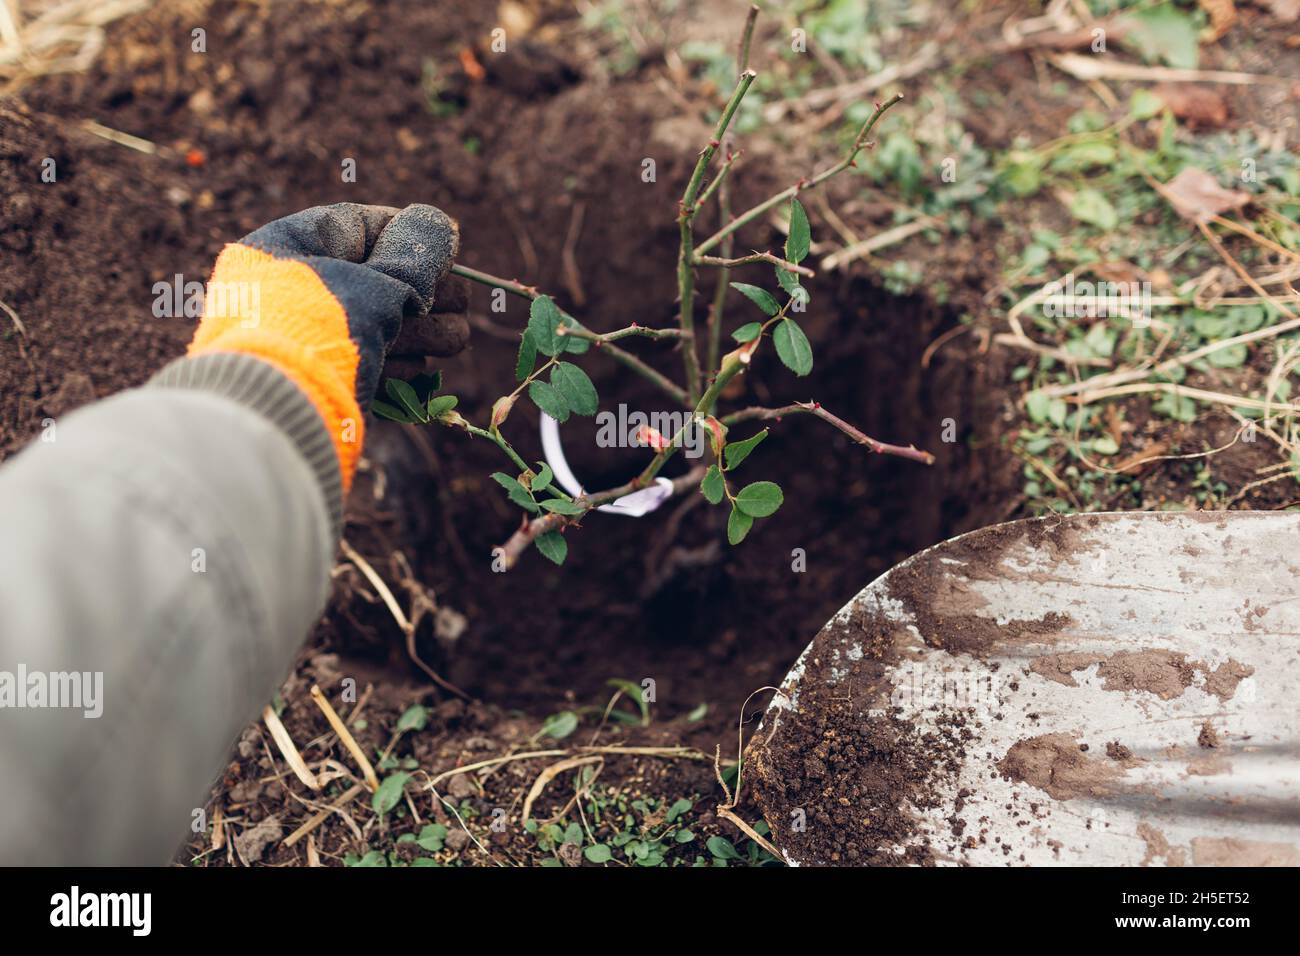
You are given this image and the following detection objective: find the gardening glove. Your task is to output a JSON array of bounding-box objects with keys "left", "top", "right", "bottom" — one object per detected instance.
[{"left": 186, "top": 202, "right": 466, "bottom": 491}]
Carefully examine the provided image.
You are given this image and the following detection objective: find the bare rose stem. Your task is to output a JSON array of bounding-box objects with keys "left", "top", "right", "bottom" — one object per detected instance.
[
  {"left": 691, "top": 92, "right": 905, "bottom": 259},
  {"left": 706, "top": 3, "right": 758, "bottom": 374},
  {"left": 722, "top": 403, "right": 936, "bottom": 465},
  {"left": 557, "top": 323, "right": 688, "bottom": 343},
  {"left": 676, "top": 70, "right": 758, "bottom": 406},
  {"left": 705, "top": 167, "right": 735, "bottom": 376}
]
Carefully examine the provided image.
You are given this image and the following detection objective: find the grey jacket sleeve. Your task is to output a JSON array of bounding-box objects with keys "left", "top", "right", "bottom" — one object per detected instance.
[{"left": 0, "top": 353, "right": 343, "bottom": 865}]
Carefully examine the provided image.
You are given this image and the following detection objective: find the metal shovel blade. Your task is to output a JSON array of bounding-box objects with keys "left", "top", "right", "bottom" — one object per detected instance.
[{"left": 749, "top": 512, "right": 1300, "bottom": 866}]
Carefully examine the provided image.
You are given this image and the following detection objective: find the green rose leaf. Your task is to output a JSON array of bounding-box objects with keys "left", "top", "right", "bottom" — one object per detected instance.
[
  {"left": 427, "top": 395, "right": 458, "bottom": 419},
  {"left": 558, "top": 316, "right": 591, "bottom": 354},
  {"left": 786, "top": 198, "right": 811, "bottom": 264},
  {"left": 491, "top": 472, "right": 540, "bottom": 513},
  {"left": 385, "top": 378, "right": 428, "bottom": 422},
  {"left": 730, "top": 282, "right": 779, "bottom": 317},
  {"left": 371, "top": 399, "right": 413, "bottom": 424},
  {"left": 532, "top": 461, "right": 554, "bottom": 492},
  {"left": 734, "top": 480, "right": 784, "bottom": 518},
  {"left": 775, "top": 266, "right": 809, "bottom": 308},
  {"left": 535, "top": 531, "right": 568, "bottom": 565},
  {"left": 528, "top": 295, "right": 565, "bottom": 356},
  {"left": 723, "top": 429, "right": 768, "bottom": 470},
  {"left": 701, "top": 464, "right": 725, "bottom": 505},
  {"left": 773, "top": 318, "right": 813, "bottom": 376},
  {"left": 516, "top": 329, "right": 538, "bottom": 381},
  {"left": 732, "top": 322, "right": 763, "bottom": 343},
  {"left": 540, "top": 498, "right": 586, "bottom": 515},
  {"left": 727, "top": 507, "right": 754, "bottom": 545},
  {"left": 551, "top": 362, "right": 598, "bottom": 416},
  {"left": 528, "top": 379, "right": 571, "bottom": 423}
]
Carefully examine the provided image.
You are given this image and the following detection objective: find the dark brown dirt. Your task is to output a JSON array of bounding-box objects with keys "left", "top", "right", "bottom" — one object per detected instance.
[{"left": 747, "top": 604, "right": 971, "bottom": 865}]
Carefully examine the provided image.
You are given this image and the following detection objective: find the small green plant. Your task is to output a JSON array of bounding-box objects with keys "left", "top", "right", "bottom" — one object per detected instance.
[
  {"left": 374, "top": 9, "right": 933, "bottom": 567},
  {"left": 523, "top": 782, "right": 779, "bottom": 868}
]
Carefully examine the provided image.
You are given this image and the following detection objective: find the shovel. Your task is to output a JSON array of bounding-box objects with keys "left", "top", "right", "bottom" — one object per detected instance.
[{"left": 748, "top": 511, "right": 1300, "bottom": 866}]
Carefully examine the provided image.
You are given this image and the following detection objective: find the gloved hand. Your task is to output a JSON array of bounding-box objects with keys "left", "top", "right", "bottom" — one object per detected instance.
[{"left": 188, "top": 202, "right": 467, "bottom": 490}]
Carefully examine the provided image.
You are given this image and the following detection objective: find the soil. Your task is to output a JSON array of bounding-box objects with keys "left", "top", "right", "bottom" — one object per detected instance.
[
  {"left": 1028, "top": 648, "right": 1254, "bottom": 701},
  {"left": 2, "top": 0, "right": 1293, "bottom": 866},
  {"left": 746, "top": 603, "right": 971, "bottom": 865}
]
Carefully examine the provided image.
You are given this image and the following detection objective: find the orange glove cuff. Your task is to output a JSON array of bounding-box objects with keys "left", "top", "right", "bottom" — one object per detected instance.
[{"left": 189, "top": 244, "right": 364, "bottom": 490}]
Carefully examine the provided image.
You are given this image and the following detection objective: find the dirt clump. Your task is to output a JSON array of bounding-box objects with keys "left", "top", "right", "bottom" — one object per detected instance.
[
  {"left": 1029, "top": 650, "right": 1254, "bottom": 702},
  {"left": 1201, "top": 660, "right": 1255, "bottom": 702},
  {"left": 998, "top": 733, "right": 1132, "bottom": 801},
  {"left": 884, "top": 519, "right": 1074, "bottom": 657},
  {"left": 1095, "top": 651, "right": 1198, "bottom": 700}
]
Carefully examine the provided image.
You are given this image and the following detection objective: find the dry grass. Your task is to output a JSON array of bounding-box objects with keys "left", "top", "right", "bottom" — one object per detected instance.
[{"left": 0, "top": 0, "right": 154, "bottom": 91}]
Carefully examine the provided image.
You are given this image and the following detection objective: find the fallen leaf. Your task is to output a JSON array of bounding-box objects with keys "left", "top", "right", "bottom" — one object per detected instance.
[
  {"left": 1155, "top": 83, "right": 1229, "bottom": 127},
  {"left": 1198, "top": 0, "right": 1237, "bottom": 41},
  {"left": 1162, "top": 167, "right": 1249, "bottom": 222}
]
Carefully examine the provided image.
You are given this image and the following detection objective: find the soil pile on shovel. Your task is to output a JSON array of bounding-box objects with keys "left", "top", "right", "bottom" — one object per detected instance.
[{"left": 748, "top": 605, "right": 970, "bottom": 865}]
